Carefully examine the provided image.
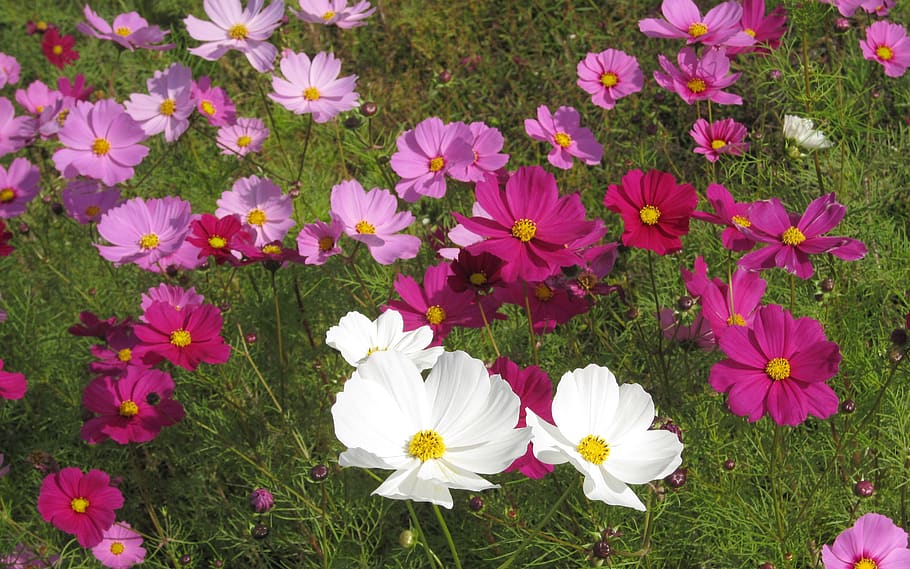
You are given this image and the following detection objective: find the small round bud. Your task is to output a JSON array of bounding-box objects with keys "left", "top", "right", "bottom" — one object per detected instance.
[
  {"left": 506, "top": 508, "right": 518, "bottom": 520},
  {"left": 840, "top": 399, "right": 856, "bottom": 414},
  {"left": 360, "top": 102, "right": 378, "bottom": 117},
  {"left": 769, "top": 69, "right": 782, "bottom": 80},
  {"left": 438, "top": 70, "right": 452, "bottom": 83},
  {"left": 723, "top": 459, "right": 736, "bottom": 471},
  {"left": 88, "top": 288, "right": 97, "bottom": 296},
  {"left": 376, "top": 155, "right": 390, "bottom": 165},
  {"left": 251, "top": 523, "right": 269, "bottom": 539},
  {"left": 664, "top": 467, "right": 688, "bottom": 489},
  {"left": 288, "top": 188, "right": 301, "bottom": 199},
  {"left": 17, "top": 222, "right": 29, "bottom": 234},
  {"left": 854, "top": 479, "right": 874, "bottom": 498},
  {"left": 889, "top": 348, "right": 903, "bottom": 363},
  {"left": 676, "top": 296, "right": 694, "bottom": 311},
  {"left": 625, "top": 307, "right": 639, "bottom": 320},
  {"left": 165, "top": 265, "right": 179, "bottom": 278},
  {"left": 468, "top": 496, "right": 484, "bottom": 512},
  {"left": 310, "top": 464, "right": 329, "bottom": 481},
  {"left": 872, "top": 91, "right": 881, "bottom": 100},
  {"left": 180, "top": 554, "right": 192, "bottom": 565},
  {"left": 51, "top": 202, "right": 64, "bottom": 215},
  {"left": 835, "top": 17, "right": 851, "bottom": 31},
  {"left": 249, "top": 487, "right": 274, "bottom": 513},
  {"left": 783, "top": 553, "right": 794, "bottom": 561},
  {"left": 645, "top": 124, "right": 658, "bottom": 136},
  {"left": 214, "top": 561, "right": 224, "bottom": 568},
  {"left": 219, "top": 302, "right": 231, "bottom": 313},
  {"left": 814, "top": 293, "right": 825, "bottom": 303},
  {"left": 343, "top": 116, "right": 361, "bottom": 129},
  {"left": 890, "top": 328, "right": 908, "bottom": 347},
  {"left": 398, "top": 529, "right": 416, "bottom": 548},
  {"left": 759, "top": 563, "right": 775, "bottom": 569},
  {"left": 820, "top": 278, "right": 835, "bottom": 292},
  {"left": 592, "top": 540, "right": 612, "bottom": 559},
  {"left": 245, "top": 332, "right": 258, "bottom": 344}
]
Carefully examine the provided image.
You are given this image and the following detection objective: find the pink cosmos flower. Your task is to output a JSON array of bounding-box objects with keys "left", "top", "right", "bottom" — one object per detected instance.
[
  {"left": 37, "top": 467, "right": 124, "bottom": 548},
  {"left": 860, "top": 21, "right": 910, "bottom": 78},
  {"left": 639, "top": 0, "right": 754, "bottom": 47},
  {"left": 96, "top": 196, "right": 192, "bottom": 270},
  {"left": 0, "top": 358, "right": 26, "bottom": 400},
  {"left": 187, "top": 213, "right": 249, "bottom": 264},
  {"left": 329, "top": 179, "right": 420, "bottom": 264},
  {"left": 140, "top": 284, "right": 205, "bottom": 317},
  {"left": 269, "top": 51, "right": 359, "bottom": 122},
  {"left": 690, "top": 117, "right": 748, "bottom": 162},
  {"left": 0, "top": 53, "right": 20, "bottom": 88},
  {"left": 91, "top": 521, "right": 147, "bottom": 569},
  {"left": 15, "top": 80, "right": 61, "bottom": 115},
  {"left": 191, "top": 76, "right": 237, "bottom": 126},
  {"left": 58, "top": 74, "right": 94, "bottom": 102},
  {"left": 78, "top": 5, "right": 174, "bottom": 51},
  {"left": 68, "top": 311, "right": 132, "bottom": 339},
  {"left": 0, "top": 158, "right": 40, "bottom": 218},
  {"left": 576, "top": 49, "right": 643, "bottom": 110},
  {"left": 822, "top": 513, "right": 910, "bottom": 569},
  {"left": 726, "top": 0, "right": 787, "bottom": 56},
  {"left": 216, "top": 175, "right": 294, "bottom": 246},
  {"left": 682, "top": 257, "right": 766, "bottom": 338},
  {"left": 54, "top": 99, "right": 149, "bottom": 185},
  {"left": 833, "top": 0, "right": 894, "bottom": 17},
  {"left": 216, "top": 117, "right": 268, "bottom": 157},
  {"left": 296, "top": 216, "right": 344, "bottom": 265},
  {"left": 0, "top": 97, "right": 36, "bottom": 157},
  {"left": 604, "top": 169, "right": 698, "bottom": 255},
  {"left": 454, "top": 167, "right": 597, "bottom": 282},
  {"left": 0, "top": 544, "right": 58, "bottom": 568},
  {"left": 489, "top": 357, "right": 554, "bottom": 479},
  {"left": 497, "top": 279, "right": 590, "bottom": 334},
  {"left": 390, "top": 117, "right": 473, "bottom": 201},
  {"left": 124, "top": 63, "right": 194, "bottom": 142},
  {"left": 184, "top": 0, "right": 285, "bottom": 72},
  {"left": 692, "top": 182, "right": 756, "bottom": 251},
  {"left": 61, "top": 179, "right": 121, "bottom": 224},
  {"left": 383, "top": 262, "right": 485, "bottom": 346},
  {"left": 292, "top": 0, "right": 376, "bottom": 28},
  {"left": 446, "top": 121, "right": 509, "bottom": 183},
  {"left": 146, "top": 225, "right": 205, "bottom": 273},
  {"left": 654, "top": 47, "right": 742, "bottom": 105},
  {"left": 133, "top": 301, "right": 231, "bottom": 371},
  {"left": 524, "top": 105, "right": 602, "bottom": 169},
  {"left": 709, "top": 304, "right": 840, "bottom": 426},
  {"left": 448, "top": 249, "right": 505, "bottom": 296},
  {"left": 89, "top": 325, "right": 147, "bottom": 378},
  {"left": 81, "top": 367, "right": 186, "bottom": 444},
  {"left": 738, "top": 193, "right": 867, "bottom": 279},
  {"left": 659, "top": 308, "right": 715, "bottom": 351}
]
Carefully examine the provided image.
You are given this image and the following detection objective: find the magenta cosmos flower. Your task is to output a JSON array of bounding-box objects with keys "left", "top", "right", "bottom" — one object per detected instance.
[
  {"left": 446, "top": 121, "right": 509, "bottom": 183},
  {"left": 187, "top": 213, "right": 249, "bottom": 264},
  {"left": 292, "top": 0, "right": 376, "bottom": 28},
  {"left": 690, "top": 117, "right": 748, "bottom": 162},
  {"left": 659, "top": 308, "right": 715, "bottom": 351},
  {"left": 390, "top": 117, "right": 473, "bottom": 201},
  {"left": 0, "top": 97, "right": 36, "bottom": 158},
  {"left": 0, "top": 53, "right": 20, "bottom": 88},
  {"left": 62, "top": 179, "right": 121, "bottom": 224},
  {"left": 0, "top": 358, "right": 27, "bottom": 400},
  {"left": 726, "top": 0, "right": 787, "bottom": 56},
  {"left": 524, "top": 105, "right": 602, "bottom": 169},
  {"left": 860, "top": 21, "right": 910, "bottom": 78},
  {"left": 454, "top": 166, "right": 597, "bottom": 282},
  {"left": 184, "top": 0, "right": 284, "bottom": 72},
  {"left": 96, "top": 196, "right": 192, "bottom": 270},
  {"left": 124, "top": 63, "right": 193, "bottom": 142},
  {"left": 497, "top": 278, "right": 590, "bottom": 334},
  {"left": 296, "top": 216, "right": 343, "bottom": 265},
  {"left": 133, "top": 301, "right": 231, "bottom": 371},
  {"left": 639, "top": 0, "right": 754, "bottom": 47},
  {"left": 270, "top": 51, "right": 359, "bottom": 122},
  {"left": 576, "top": 49, "right": 643, "bottom": 110},
  {"left": 822, "top": 513, "right": 910, "bottom": 569},
  {"left": 91, "top": 521, "right": 146, "bottom": 569},
  {"left": 217, "top": 117, "right": 268, "bottom": 157},
  {"left": 709, "top": 304, "right": 840, "bottom": 426},
  {"left": 191, "top": 76, "right": 236, "bottom": 126},
  {"left": 37, "top": 467, "right": 124, "bottom": 548},
  {"left": 738, "top": 193, "right": 867, "bottom": 279},
  {"left": 215, "top": 175, "right": 294, "bottom": 246},
  {"left": 329, "top": 179, "right": 420, "bottom": 264},
  {"left": 691, "top": 182, "right": 756, "bottom": 251},
  {"left": 81, "top": 367, "right": 185, "bottom": 444},
  {"left": 0, "top": 158, "right": 40, "bottom": 219},
  {"left": 604, "top": 169, "right": 698, "bottom": 255},
  {"left": 654, "top": 47, "right": 742, "bottom": 105},
  {"left": 682, "top": 257, "right": 766, "bottom": 338},
  {"left": 77, "top": 5, "right": 174, "bottom": 51},
  {"left": 54, "top": 99, "right": 149, "bottom": 185}
]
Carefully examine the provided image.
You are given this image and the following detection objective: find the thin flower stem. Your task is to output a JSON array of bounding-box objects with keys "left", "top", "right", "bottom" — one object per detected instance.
[
  {"left": 496, "top": 479, "right": 574, "bottom": 569},
  {"left": 639, "top": 485, "right": 656, "bottom": 554},
  {"left": 255, "top": 77, "right": 295, "bottom": 173},
  {"left": 404, "top": 500, "right": 444, "bottom": 569},
  {"left": 478, "top": 299, "right": 501, "bottom": 357},
  {"left": 346, "top": 242, "right": 376, "bottom": 309},
  {"left": 269, "top": 270, "right": 287, "bottom": 402},
  {"left": 789, "top": 274, "right": 795, "bottom": 313},
  {"left": 523, "top": 286, "right": 540, "bottom": 367},
  {"left": 334, "top": 120, "right": 349, "bottom": 178},
  {"left": 800, "top": 29, "right": 826, "bottom": 194},
  {"left": 131, "top": 449, "right": 182, "bottom": 568},
  {"left": 769, "top": 424, "right": 788, "bottom": 544},
  {"left": 646, "top": 251, "right": 669, "bottom": 392},
  {"left": 295, "top": 114, "right": 314, "bottom": 183},
  {"left": 236, "top": 323, "right": 283, "bottom": 413},
  {"left": 432, "top": 504, "right": 463, "bottom": 569}
]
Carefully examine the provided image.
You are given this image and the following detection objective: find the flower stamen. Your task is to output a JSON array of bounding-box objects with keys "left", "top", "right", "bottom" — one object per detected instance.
[
  {"left": 639, "top": 205, "right": 661, "bottom": 225},
  {"left": 577, "top": 434, "right": 610, "bottom": 464},
  {"left": 511, "top": 218, "right": 537, "bottom": 242},
  {"left": 765, "top": 357, "right": 791, "bottom": 381},
  {"left": 408, "top": 430, "right": 445, "bottom": 461}
]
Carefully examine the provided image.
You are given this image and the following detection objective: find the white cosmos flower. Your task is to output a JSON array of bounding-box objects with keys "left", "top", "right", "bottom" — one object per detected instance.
[
  {"left": 325, "top": 309, "right": 443, "bottom": 370},
  {"left": 782, "top": 114, "right": 833, "bottom": 150},
  {"left": 331, "top": 350, "right": 530, "bottom": 508},
  {"left": 526, "top": 364, "right": 683, "bottom": 511}
]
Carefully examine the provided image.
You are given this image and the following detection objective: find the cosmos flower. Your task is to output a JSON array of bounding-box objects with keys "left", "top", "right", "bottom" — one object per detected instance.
[
  {"left": 37, "top": 467, "right": 124, "bottom": 547},
  {"left": 124, "top": 63, "right": 194, "bottom": 142},
  {"left": 0, "top": 158, "right": 41, "bottom": 219},
  {"left": 0, "top": 97, "right": 36, "bottom": 158},
  {"left": 689, "top": 117, "right": 748, "bottom": 162},
  {"left": 292, "top": 0, "right": 376, "bottom": 28},
  {"left": 41, "top": 27, "right": 80, "bottom": 69},
  {"left": 185, "top": 0, "right": 285, "bottom": 72},
  {"left": 77, "top": 5, "right": 174, "bottom": 51},
  {"left": 497, "top": 279, "right": 590, "bottom": 335},
  {"left": 653, "top": 47, "right": 742, "bottom": 105},
  {"left": 191, "top": 76, "right": 237, "bottom": 126},
  {"left": 133, "top": 301, "right": 231, "bottom": 371},
  {"left": 216, "top": 117, "right": 269, "bottom": 157},
  {"left": 0, "top": 53, "right": 20, "bottom": 88},
  {"left": 0, "top": 358, "right": 27, "bottom": 400},
  {"left": 326, "top": 309, "right": 443, "bottom": 370},
  {"left": 215, "top": 175, "right": 294, "bottom": 247},
  {"left": 187, "top": 213, "right": 249, "bottom": 264},
  {"left": 95, "top": 196, "right": 193, "bottom": 270},
  {"left": 88, "top": 325, "right": 147, "bottom": 379},
  {"left": 726, "top": 0, "right": 787, "bottom": 56},
  {"left": 576, "top": 49, "right": 644, "bottom": 110},
  {"left": 296, "top": 216, "right": 344, "bottom": 265},
  {"left": 782, "top": 114, "right": 833, "bottom": 151},
  {"left": 681, "top": 256, "right": 766, "bottom": 338},
  {"left": 14, "top": 80, "right": 61, "bottom": 115},
  {"left": 639, "top": 0, "right": 754, "bottom": 47},
  {"left": 659, "top": 308, "right": 715, "bottom": 351},
  {"left": 139, "top": 284, "right": 205, "bottom": 317},
  {"left": 524, "top": 105, "right": 602, "bottom": 169},
  {"left": 390, "top": 117, "right": 474, "bottom": 201},
  {"left": 860, "top": 21, "right": 910, "bottom": 78},
  {"left": 0, "top": 544, "right": 58, "bottom": 569},
  {"left": 691, "top": 183, "right": 756, "bottom": 251},
  {"left": 822, "top": 513, "right": 910, "bottom": 569},
  {"left": 445, "top": 121, "right": 509, "bottom": 183},
  {"left": 61, "top": 180, "right": 121, "bottom": 224},
  {"left": 269, "top": 51, "right": 359, "bottom": 122},
  {"left": 90, "top": 522, "right": 147, "bottom": 569}
]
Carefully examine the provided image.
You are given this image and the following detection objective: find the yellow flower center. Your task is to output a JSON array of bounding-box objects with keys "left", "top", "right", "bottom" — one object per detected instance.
[
  {"left": 303, "top": 86, "right": 321, "bottom": 101},
  {"left": 510, "top": 218, "right": 537, "bottom": 242},
  {"left": 85, "top": 205, "right": 101, "bottom": 217},
  {"left": 469, "top": 272, "right": 487, "bottom": 286},
  {"left": 201, "top": 100, "right": 216, "bottom": 115},
  {"left": 744, "top": 28, "right": 756, "bottom": 37},
  {"left": 110, "top": 542, "right": 125, "bottom": 555},
  {"left": 428, "top": 156, "right": 445, "bottom": 172},
  {"left": 322, "top": 10, "right": 336, "bottom": 20},
  {"left": 765, "top": 357, "right": 791, "bottom": 381},
  {"left": 688, "top": 22, "right": 708, "bottom": 37},
  {"left": 159, "top": 99, "right": 176, "bottom": 116},
  {"left": 139, "top": 233, "right": 160, "bottom": 250},
  {"left": 687, "top": 78, "right": 707, "bottom": 93},
  {"left": 365, "top": 346, "right": 385, "bottom": 356},
  {"left": 247, "top": 208, "right": 267, "bottom": 226},
  {"left": 117, "top": 348, "right": 132, "bottom": 362},
  {"left": 408, "top": 430, "right": 445, "bottom": 461},
  {"left": 731, "top": 215, "right": 751, "bottom": 228},
  {"left": 52, "top": 45, "right": 63, "bottom": 55},
  {"left": 36, "top": 21, "right": 48, "bottom": 31},
  {"left": 577, "top": 434, "right": 610, "bottom": 464},
  {"left": 92, "top": 138, "right": 112, "bottom": 156},
  {"left": 711, "top": 139, "right": 727, "bottom": 150},
  {"left": 170, "top": 329, "right": 192, "bottom": 347},
  {"left": 119, "top": 400, "right": 139, "bottom": 417},
  {"left": 57, "top": 108, "right": 70, "bottom": 126},
  {"left": 0, "top": 188, "right": 14, "bottom": 203},
  {"left": 71, "top": 497, "right": 89, "bottom": 513},
  {"left": 355, "top": 220, "right": 375, "bottom": 234},
  {"left": 262, "top": 244, "right": 282, "bottom": 255},
  {"left": 876, "top": 46, "right": 894, "bottom": 61},
  {"left": 553, "top": 132, "right": 572, "bottom": 148},
  {"left": 600, "top": 72, "right": 618, "bottom": 87},
  {"left": 534, "top": 283, "right": 554, "bottom": 301},
  {"left": 639, "top": 205, "right": 661, "bottom": 225},
  {"left": 115, "top": 26, "right": 132, "bottom": 37},
  {"left": 228, "top": 24, "right": 249, "bottom": 40},
  {"left": 36, "top": 105, "right": 44, "bottom": 113},
  {"left": 853, "top": 559, "right": 878, "bottom": 569},
  {"left": 318, "top": 236, "right": 335, "bottom": 251},
  {"left": 426, "top": 305, "right": 447, "bottom": 325},
  {"left": 726, "top": 313, "right": 746, "bottom": 326},
  {"left": 781, "top": 226, "right": 806, "bottom": 246},
  {"left": 208, "top": 235, "right": 227, "bottom": 249},
  {"left": 236, "top": 135, "right": 252, "bottom": 148}
]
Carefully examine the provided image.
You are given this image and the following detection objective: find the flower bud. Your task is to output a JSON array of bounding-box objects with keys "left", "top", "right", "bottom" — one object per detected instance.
[{"left": 249, "top": 487, "right": 274, "bottom": 512}]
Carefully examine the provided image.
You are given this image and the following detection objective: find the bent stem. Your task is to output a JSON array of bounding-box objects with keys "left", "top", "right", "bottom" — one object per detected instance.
[
  {"left": 433, "top": 504, "right": 463, "bottom": 569},
  {"left": 478, "top": 299, "right": 501, "bottom": 357},
  {"left": 497, "top": 480, "right": 574, "bottom": 569}
]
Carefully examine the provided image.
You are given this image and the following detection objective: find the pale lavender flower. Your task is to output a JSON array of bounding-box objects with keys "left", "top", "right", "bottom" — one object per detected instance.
[
  {"left": 0, "top": 158, "right": 40, "bottom": 218},
  {"left": 77, "top": 5, "right": 174, "bottom": 51},
  {"left": 15, "top": 80, "right": 60, "bottom": 115},
  {"left": 447, "top": 121, "right": 509, "bottom": 183},
  {"left": 216, "top": 175, "right": 295, "bottom": 246},
  {"left": 0, "top": 98, "right": 35, "bottom": 157},
  {"left": 296, "top": 216, "right": 344, "bottom": 265},
  {"left": 62, "top": 179, "right": 121, "bottom": 224},
  {"left": 0, "top": 54, "right": 20, "bottom": 88},
  {"left": 184, "top": 0, "right": 285, "bottom": 72},
  {"left": 96, "top": 196, "right": 193, "bottom": 270},
  {"left": 216, "top": 117, "right": 268, "bottom": 157},
  {"left": 292, "top": 0, "right": 376, "bottom": 29},
  {"left": 124, "top": 63, "right": 194, "bottom": 142},
  {"left": 269, "top": 51, "right": 359, "bottom": 122},
  {"left": 389, "top": 117, "right": 473, "bottom": 202},
  {"left": 524, "top": 105, "right": 603, "bottom": 169}
]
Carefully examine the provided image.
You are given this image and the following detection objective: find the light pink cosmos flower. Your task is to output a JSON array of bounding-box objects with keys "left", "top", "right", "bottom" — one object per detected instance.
[
  {"left": 216, "top": 175, "right": 294, "bottom": 246},
  {"left": 269, "top": 51, "right": 359, "bottom": 122},
  {"left": 329, "top": 179, "right": 420, "bottom": 264},
  {"left": 0, "top": 158, "right": 40, "bottom": 218},
  {"left": 390, "top": 117, "right": 473, "bottom": 202},
  {"left": 53, "top": 99, "right": 149, "bottom": 185},
  {"left": 654, "top": 47, "right": 742, "bottom": 105},
  {"left": 690, "top": 117, "right": 748, "bottom": 162},
  {"left": 216, "top": 117, "right": 269, "bottom": 157},
  {"left": 184, "top": 0, "right": 285, "bottom": 72},
  {"left": 0, "top": 97, "right": 36, "bottom": 157},
  {"left": 860, "top": 21, "right": 910, "bottom": 78},
  {"left": 140, "top": 284, "right": 205, "bottom": 318},
  {"left": 125, "top": 63, "right": 193, "bottom": 142},
  {"left": 191, "top": 76, "right": 236, "bottom": 126},
  {"left": 61, "top": 179, "right": 121, "bottom": 224},
  {"left": 822, "top": 513, "right": 910, "bottom": 569},
  {"left": 90, "top": 521, "right": 147, "bottom": 569},
  {"left": 832, "top": 0, "right": 894, "bottom": 17},
  {"left": 96, "top": 196, "right": 193, "bottom": 270},
  {"left": 447, "top": 121, "right": 509, "bottom": 183},
  {"left": 639, "top": 0, "right": 754, "bottom": 47},
  {"left": 78, "top": 5, "right": 174, "bottom": 51},
  {"left": 15, "top": 80, "right": 61, "bottom": 115},
  {"left": 524, "top": 105, "right": 603, "bottom": 170},
  {"left": 292, "top": 0, "right": 376, "bottom": 28},
  {"left": 296, "top": 216, "right": 344, "bottom": 265},
  {"left": 576, "top": 49, "right": 643, "bottom": 110},
  {"left": 0, "top": 53, "right": 20, "bottom": 88}
]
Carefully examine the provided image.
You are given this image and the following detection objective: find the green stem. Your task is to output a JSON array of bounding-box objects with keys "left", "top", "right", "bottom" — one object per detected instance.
[
  {"left": 334, "top": 120, "right": 349, "bottom": 178},
  {"left": 646, "top": 251, "right": 668, "bottom": 392},
  {"left": 478, "top": 298, "right": 500, "bottom": 357},
  {"left": 496, "top": 480, "right": 574, "bottom": 569},
  {"left": 523, "top": 285, "right": 540, "bottom": 366},
  {"left": 270, "top": 270, "right": 287, "bottom": 402},
  {"left": 800, "top": 29, "right": 826, "bottom": 194},
  {"left": 769, "top": 424, "right": 787, "bottom": 544},
  {"left": 432, "top": 504, "right": 462, "bottom": 569},
  {"left": 295, "top": 115, "right": 314, "bottom": 183},
  {"left": 405, "top": 500, "right": 443, "bottom": 569}
]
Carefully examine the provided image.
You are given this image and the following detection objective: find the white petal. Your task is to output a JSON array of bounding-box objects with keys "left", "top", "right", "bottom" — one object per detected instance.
[
  {"left": 526, "top": 410, "right": 571, "bottom": 466},
  {"left": 339, "top": 447, "right": 400, "bottom": 470},
  {"left": 425, "top": 351, "right": 493, "bottom": 436},
  {"left": 605, "top": 429, "right": 683, "bottom": 484},
  {"left": 600, "top": 383, "right": 656, "bottom": 443},
  {"left": 355, "top": 351, "right": 431, "bottom": 427},
  {"left": 331, "top": 378, "right": 412, "bottom": 462},
  {"left": 373, "top": 465, "right": 454, "bottom": 508},
  {"left": 581, "top": 464, "right": 647, "bottom": 511},
  {"left": 551, "top": 364, "right": 620, "bottom": 442},
  {"left": 326, "top": 311, "right": 374, "bottom": 366},
  {"left": 444, "top": 426, "right": 531, "bottom": 474}
]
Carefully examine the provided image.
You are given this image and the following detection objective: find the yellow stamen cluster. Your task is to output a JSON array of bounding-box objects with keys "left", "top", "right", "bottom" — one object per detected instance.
[
  {"left": 159, "top": 99, "right": 176, "bottom": 116},
  {"left": 600, "top": 72, "right": 618, "bottom": 87},
  {"left": 687, "top": 78, "right": 707, "bottom": 94},
  {"left": 639, "top": 205, "right": 661, "bottom": 226},
  {"left": 731, "top": 215, "right": 751, "bottom": 228},
  {"left": 852, "top": 559, "right": 878, "bottom": 569},
  {"left": 139, "top": 233, "right": 160, "bottom": 250},
  {"left": 428, "top": 156, "right": 445, "bottom": 172},
  {"left": 228, "top": 24, "right": 249, "bottom": 40},
  {"left": 408, "top": 430, "right": 445, "bottom": 461},
  {"left": 534, "top": 283, "right": 554, "bottom": 302},
  {"left": 553, "top": 132, "right": 572, "bottom": 148},
  {"left": 469, "top": 272, "right": 487, "bottom": 286},
  {"left": 577, "top": 434, "right": 610, "bottom": 464},
  {"left": 511, "top": 218, "right": 537, "bottom": 242},
  {"left": 117, "top": 348, "right": 132, "bottom": 362},
  {"left": 115, "top": 27, "right": 132, "bottom": 37},
  {"left": 355, "top": 220, "right": 376, "bottom": 234},
  {"left": 765, "top": 357, "right": 791, "bottom": 381},
  {"left": 170, "top": 329, "right": 192, "bottom": 347},
  {"left": 688, "top": 22, "right": 708, "bottom": 37},
  {"left": 0, "top": 189, "right": 15, "bottom": 203},
  {"left": 726, "top": 313, "right": 746, "bottom": 326},
  {"left": 876, "top": 45, "right": 894, "bottom": 61},
  {"left": 92, "top": 138, "right": 112, "bottom": 156},
  {"left": 52, "top": 45, "right": 63, "bottom": 55},
  {"left": 236, "top": 135, "right": 252, "bottom": 148},
  {"left": 781, "top": 226, "right": 806, "bottom": 246},
  {"left": 71, "top": 497, "right": 90, "bottom": 513},
  {"left": 201, "top": 100, "right": 216, "bottom": 116},
  {"left": 110, "top": 542, "right": 126, "bottom": 555},
  {"left": 303, "top": 87, "right": 321, "bottom": 101},
  {"left": 322, "top": 11, "right": 336, "bottom": 20},
  {"left": 85, "top": 205, "right": 101, "bottom": 218},
  {"left": 318, "top": 236, "right": 335, "bottom": 251},
  {"left": 208, "top": 235, "right": 227, "bottom": 249},
  {"left": 247, "top": 209, "right": 267, "bottom": 226},
  {"left": 119, "top": 400, "right": 139, "bottom": 417},
  {"left": 262, "top": 244, "right": 281, "bottom": 255},
  {"left": 711, "top": 139, "right": 727, "bottom": 150},
  {"left": 426, "top": 305, "right": 447, "bottom": 325}
]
